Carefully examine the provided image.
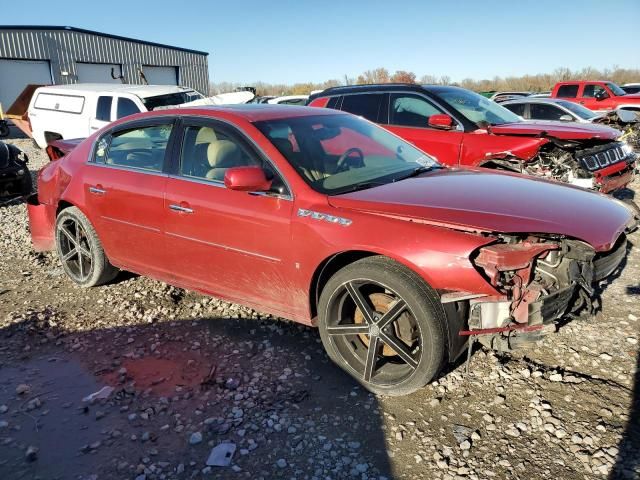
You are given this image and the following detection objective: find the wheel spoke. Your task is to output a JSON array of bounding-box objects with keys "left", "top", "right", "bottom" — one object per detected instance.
[
  {"left": 60, "top": 226, "right": 78, "bottom": 246},
  {"left": 376, "top": 299, "right": 407, "bottom": 329},
  {"left": 380, "top": 332, "right": 418, "bottom": 370},
  {"left": 78, "top": 250, "right": 84, "bottom": 278},
  {"left": 326, "top": 324, "right": 370, "bottom": 336},
  {"left": 77, "top": 245, "right": 91, "bottom": 258},
  {"left": 363, "top": 335, "right": 380, "bottom": 382},
  {"left": 61, "top": 248, "right": 78, "bottom": 262},
  {"left": 75, "top": 222, "right": 83, "bottom": 245},
  {"left": 345, "top": 281, "right": 374, "bottom": 324}
]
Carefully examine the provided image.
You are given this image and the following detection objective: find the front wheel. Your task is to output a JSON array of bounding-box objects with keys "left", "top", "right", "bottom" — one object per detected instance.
[
  {"left": 55, "top": 207, "right": 118, "bottom": 287},
  {"left": 318, "top": 256, "right": 446, "bottom": 396}
]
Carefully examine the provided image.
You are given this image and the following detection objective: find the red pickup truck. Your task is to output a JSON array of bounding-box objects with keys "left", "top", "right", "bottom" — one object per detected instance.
[
  {"left": 308, "top": 84, "right": 636, "bottom": 194},
  {"left": 550, "top": 81, "right": 640, "bottom": 113}
]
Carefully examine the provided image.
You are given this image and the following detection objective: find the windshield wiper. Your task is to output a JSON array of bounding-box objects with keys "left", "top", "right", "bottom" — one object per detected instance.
[
  {"left": 394, "top": 165, "right": 441, "bottom": 182},
  {"left": 335, "top": 181, "right": 387, "bottom": 194}
]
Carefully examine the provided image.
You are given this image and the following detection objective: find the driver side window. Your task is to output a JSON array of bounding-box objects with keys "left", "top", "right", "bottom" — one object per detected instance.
[
  {"left": 389, "top": 94, "right": 444, "bottom": 128},
  {"left": 582, "top": 84, "right": 606, "bottom": 98}
]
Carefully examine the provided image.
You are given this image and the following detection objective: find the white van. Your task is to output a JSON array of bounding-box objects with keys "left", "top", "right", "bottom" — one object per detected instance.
[{"left": 27, "top": 84, "right": 205, "bottom": 148}]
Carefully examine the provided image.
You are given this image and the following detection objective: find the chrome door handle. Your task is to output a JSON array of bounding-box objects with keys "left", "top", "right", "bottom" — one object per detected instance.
[
  {"left": 169, "top": 204, "right": 194, "bottom": 214},
  {"left": 89, "top": 186, "right": 106, "bottom": 195}
]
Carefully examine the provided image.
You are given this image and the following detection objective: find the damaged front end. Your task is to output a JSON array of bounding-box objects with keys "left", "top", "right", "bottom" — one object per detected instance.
[
  {"left": 462, "top": 233, "right": 627, "bottom": 350},
  {"left": 484, "top": 136, "right": 636, "bottom": 194}
]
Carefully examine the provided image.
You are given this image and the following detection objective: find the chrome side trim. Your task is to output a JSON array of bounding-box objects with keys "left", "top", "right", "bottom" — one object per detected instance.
[
  {"left": 297, "top": 208, "right": 352, "bottom": 226},
  {"left": 102, "top": 216, "right": 161, "bottom": 232},
  {"left": 165, "top": 231, "right": 281, "bottom": 262}
]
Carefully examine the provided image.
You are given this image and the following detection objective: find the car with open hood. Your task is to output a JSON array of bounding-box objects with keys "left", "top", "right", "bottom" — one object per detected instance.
[
  {"left": 308, "top": 85, "right": 636, "bottom": 194},
  {"left": 26, "top": 105, "right": 638, "bottom": 396}
]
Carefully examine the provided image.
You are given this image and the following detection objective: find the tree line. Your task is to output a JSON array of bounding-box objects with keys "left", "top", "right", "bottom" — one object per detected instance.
[{"left": 210, "top": 66, "right": 640, "bottom": 97}]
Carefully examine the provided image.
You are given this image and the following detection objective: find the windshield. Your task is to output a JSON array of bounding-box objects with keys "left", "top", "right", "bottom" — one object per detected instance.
[
  {"left": 437, "top": 88, "right": 522, "bottom": 127},
  {"left": 606, "top": 82, "right": 627, "bottom": 96},
  {"left": 555, "top": 100, "right": 598, "bottom": 120},
  {"left": 254, "top": 114, "right": 440, "bottom": 195},
  {"left": 141, "top": 90, "right": 204, "bottom": 110}
]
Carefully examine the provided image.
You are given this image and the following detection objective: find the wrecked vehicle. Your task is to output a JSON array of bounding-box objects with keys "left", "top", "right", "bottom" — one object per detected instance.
[
  {"left": 308, "top": 85, "right": 636, "bottom": 193},
  {"left": 0, "top": 140, "right": 32, "bottom": 199},
  {"left": 503, "top": 99, "right": 640, "bottom": 151},
  {"left": 27, "top": 106, "right": 638, "bottom": 396}
]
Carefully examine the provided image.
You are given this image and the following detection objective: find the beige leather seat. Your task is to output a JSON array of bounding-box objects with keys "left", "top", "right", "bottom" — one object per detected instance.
[
  {"left": 195, "top": 127, "right": 217, "bottom": 145},
  {"left": 205, "top": 140, "right": 245, "bottom": 181}
]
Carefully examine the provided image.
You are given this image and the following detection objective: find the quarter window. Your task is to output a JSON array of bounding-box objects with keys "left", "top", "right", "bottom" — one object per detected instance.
[
  {"left": 96, "top": 96, "right": 112, "bottom": 121},
  {"left": 389, "top": 94, "right": 444, "bottom": 127},
  {"left": 556, "top": 85, "right": 579, "bottom": 98},
  {"left": 340, "top": 94, "right": 384, "bottom": 122},
  {"left": 117, "top": 98, "right": 141, "bottom": 119},
  {"left": 95, "top": 124, "right": 172, "bottom": 172}
]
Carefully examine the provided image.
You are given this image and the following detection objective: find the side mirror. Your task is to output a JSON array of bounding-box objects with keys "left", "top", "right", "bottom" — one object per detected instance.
[
  {"left": 559, "top": 114, "right": 574, "bottom": 122},
  {"left": 595, "top": 91, "right": 609, "bottom": 101},
  {"left": 428, "top": 114, "right": 454, "bottom": 130},
  {"left": 224, "top": 166, "right": 272, "bottom": 192}
]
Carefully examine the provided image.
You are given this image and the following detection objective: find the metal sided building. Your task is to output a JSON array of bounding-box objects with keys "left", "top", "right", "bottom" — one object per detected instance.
[{"left": 0, "top": 25, "right": 209, "bottom": 109}]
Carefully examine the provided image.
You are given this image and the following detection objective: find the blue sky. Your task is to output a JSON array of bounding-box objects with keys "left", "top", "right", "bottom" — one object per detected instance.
[{"left": 4, "top": 0, "right": 640, "bottom": 84}]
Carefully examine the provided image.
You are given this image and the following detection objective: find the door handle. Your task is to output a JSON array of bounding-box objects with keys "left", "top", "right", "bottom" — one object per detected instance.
[
  {"left": 169, "top": 204, "right": 194, "bottom": 214},
  {"left": 89, "top": 186, "right": 106, "bottom": 195}
]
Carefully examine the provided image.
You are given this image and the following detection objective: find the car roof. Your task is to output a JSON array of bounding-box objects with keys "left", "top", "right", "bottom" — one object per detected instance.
[
  {"left": 37, "top": 83, "right": 197, "bottom": 97},
  {"left": 143, "top": 104, "right": 346, "bottom": 122},
  {"left": 502, "top": 98, "right": 570, "bottom": 105},
  {"left": 310, "top": 83, "right": 470, "bottom": 98}
]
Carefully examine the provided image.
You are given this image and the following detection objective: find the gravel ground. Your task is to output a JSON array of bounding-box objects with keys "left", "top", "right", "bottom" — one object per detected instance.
[{"left": 0, "top": 137, "right": 638, "bottom": 480}]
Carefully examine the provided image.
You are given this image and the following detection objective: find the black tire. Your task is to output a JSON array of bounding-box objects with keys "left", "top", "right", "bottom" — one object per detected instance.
[
  {"left": 55, "top": 206, "right": 118, "bottom": 287},
  {"left": 318, "top": 256, "right": 446, "bottom": 396}
]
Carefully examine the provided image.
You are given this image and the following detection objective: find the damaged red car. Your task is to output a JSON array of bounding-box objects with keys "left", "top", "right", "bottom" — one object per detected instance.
[
  {"left": 27, "top": 105, "right": 638, "bottom": 396},
  {"left": 308, "top": 85, "right": 637, "bottom": 194}
]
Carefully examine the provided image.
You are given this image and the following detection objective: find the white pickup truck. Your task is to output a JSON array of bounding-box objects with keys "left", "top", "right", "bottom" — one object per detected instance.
[{"left": 27, "top": 84, "right": 253, "bottom": 148}]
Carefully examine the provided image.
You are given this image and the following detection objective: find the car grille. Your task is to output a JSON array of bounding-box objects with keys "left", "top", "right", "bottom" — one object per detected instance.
[{"left": 577, "top": 142, "right": 630, "bottom": 172}]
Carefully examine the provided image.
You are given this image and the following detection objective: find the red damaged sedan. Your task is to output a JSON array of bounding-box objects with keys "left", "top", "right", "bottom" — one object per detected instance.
[{"left": 27, "top": 105, "right": 637, "bottom": 396}]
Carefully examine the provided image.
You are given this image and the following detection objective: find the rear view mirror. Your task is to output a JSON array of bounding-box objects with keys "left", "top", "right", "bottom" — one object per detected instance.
[
  {"left": 595, "top": 91, "right": 609, "bottom": 101},
  {"left": 428, "top": 114, "right": 454, "bottom": 130},
  {"left": 559, "top": 114, "right": 573, "bottom": 122},
  {"left": 224, "top": 166, "right": 272, "bottom": 192}
]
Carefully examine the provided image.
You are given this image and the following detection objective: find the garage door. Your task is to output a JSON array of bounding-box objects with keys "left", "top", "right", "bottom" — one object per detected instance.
[
  {"left": 142, "top": 66, "right": 178, "bottom": 85},
  {"left": 0, "top": 59, "right": 52, "bottom": 109},
  {"left": 76, "top": 63, "right": 123, "bottom": 84}
]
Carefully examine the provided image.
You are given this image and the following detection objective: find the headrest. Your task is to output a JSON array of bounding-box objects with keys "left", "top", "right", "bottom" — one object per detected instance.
[
  {"left": 196, "top": 127, "right": 217, "bottom": 144},
  {"left": 207, "top": 140, "right": 242, "bottom": 168}
]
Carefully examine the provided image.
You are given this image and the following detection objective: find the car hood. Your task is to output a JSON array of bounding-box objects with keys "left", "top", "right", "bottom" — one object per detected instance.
[
  {"left": 488, "top": 121, "right": 620, "bottom": 140},
  {"left": 328, "top": 169, "right": 633, "bottom": 251}
]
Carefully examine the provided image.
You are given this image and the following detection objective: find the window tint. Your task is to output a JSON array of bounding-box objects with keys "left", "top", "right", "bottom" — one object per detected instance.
[
  {"left": 556, "top": 85, "right": 579, "bottom": 98},
  {"left": 530, "top": 103, "right": 565, "bottom": 121},
  {"left": 582, "top": 84, "right": 606, "bottom": 98},
  {"left": 178, "top": 124, "right": 292, "bottom": 194},
  {"left": 340, "top": 94, "right": 384, "bottom": 122},
  {"left": 96, "top": 96, "right": 112, "bottom": 121},
  {"left": 98, "top": 124, "right": 172, "bottom": 172},
  {"left": 503, "top": 103, "right": 526, "bottom": 117},
  {"left": 326, "top": 96, "right": 341, "bottom": 109},
  {"left": 389, "top": 94, "right": 444, "bottom": 127},
  {"left": 117, "top": 98, "right": 141, "bottom": 119}
]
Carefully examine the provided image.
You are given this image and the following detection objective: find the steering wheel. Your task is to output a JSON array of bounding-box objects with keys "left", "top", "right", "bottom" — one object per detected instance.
[{"left": 335, "top": 147, "right": 365, "bottom": 172}]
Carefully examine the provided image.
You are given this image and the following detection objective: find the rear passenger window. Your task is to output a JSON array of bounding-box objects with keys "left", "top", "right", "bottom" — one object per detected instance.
[
  {"left": 504, "top": 103, "right": 525, "bottom": 117},
  {"left": 556, "top": 85, "right": 579, "bottom": 98},
  {"left": 389, "top": 94, "right": 444, "bottom": 127},
  {"left": 95, "top": 124, "right": 172, "bottom": 172},
  {"left": 326, "top": 96, "right": 341, "bottom": 109},
  {"left": 530, "top": 103, "right": 564, "bottom": 121},
  {"left": 340, "top": 94, "right": 384, "bottom": 122},
  {"left": 117, "top": 98, "right": 141, "bottom": 119},
  {"left": 96, "top": 96, "right": 112, "bottom": 121}
]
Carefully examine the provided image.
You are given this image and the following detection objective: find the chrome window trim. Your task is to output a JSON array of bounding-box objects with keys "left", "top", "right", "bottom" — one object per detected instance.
[
  {"left": 176, "top": 114, "right": 295, "bottom": 201},
  {"left": 87, "top": 161, "right": 169, "bottom": 178}
]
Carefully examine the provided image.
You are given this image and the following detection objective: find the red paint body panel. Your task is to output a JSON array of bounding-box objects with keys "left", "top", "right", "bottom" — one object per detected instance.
[
  {"left": 551, "top": 81, "right": 640, "bottom": 111},
  {"left": 27, "top": 202, "right": 56, "bottom": 251},
  {"left": 27, "top": 106, "right": 634, "bottom": 325}
]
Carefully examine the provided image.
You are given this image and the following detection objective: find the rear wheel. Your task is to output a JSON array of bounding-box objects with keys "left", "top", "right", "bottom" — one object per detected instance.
[
  {"left": 55, "top": 207, "right": 118, "bottom": 287},
  {"left": 318, "top": 256, "right": 446, "bottom": 396}
]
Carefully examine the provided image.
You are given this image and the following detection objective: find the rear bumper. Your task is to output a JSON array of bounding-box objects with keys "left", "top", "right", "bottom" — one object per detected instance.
[{"left": 26, "top": 195, "right": 56, "bottom": 252}]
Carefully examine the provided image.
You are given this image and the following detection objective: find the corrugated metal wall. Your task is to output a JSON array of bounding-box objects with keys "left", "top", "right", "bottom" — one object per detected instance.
[{"left": 0, "top": 28, "right": 209, "bottom": 94}]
